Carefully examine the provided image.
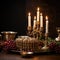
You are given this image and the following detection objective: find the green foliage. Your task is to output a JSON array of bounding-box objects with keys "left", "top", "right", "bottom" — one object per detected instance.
[{"left": 55, "top": 41, "right": 60, "bottom": 46}]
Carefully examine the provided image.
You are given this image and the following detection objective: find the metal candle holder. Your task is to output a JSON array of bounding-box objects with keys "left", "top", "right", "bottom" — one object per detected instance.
[
  {"left": 40, "top": 27, "right": 44, "bottom": 38},
  {"left": 36, "top": 22, "right": 40, "bottom": 39},
  {"left": 32, "top": 24, "right": 44, "bottom": 40},
  {"left": 27, "top": 26, "right": 32, "bottom": 37},
  {"left": 42, "top": 33, "right": 49, "bottom": 51},
  {"left": 32, "top": 27, "right": 37, "bottom": 38}
]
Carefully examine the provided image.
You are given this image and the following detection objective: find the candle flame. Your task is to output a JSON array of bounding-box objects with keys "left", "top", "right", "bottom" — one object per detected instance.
[
  {"left": 40, "top": 13, "right": 42, "bottom": 16},
  {"left": 28, "top": 12, "right": 31, "bottom": 16},
  {"left": 37, "top": 7, "right": 40, "bottom": 11},
  {"left": 34, "top": 16, "right": 36, "bottom": 20},
  {"left": 46, "top": 16, "right": 48, "bottom": 20}
]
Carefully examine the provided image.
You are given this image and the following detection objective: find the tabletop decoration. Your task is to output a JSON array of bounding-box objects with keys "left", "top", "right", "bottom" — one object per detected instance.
[
  {"left": 27, "top": 7, "right": 49, "bottom": 40},
  {"left": 0, "top": 31, "right": 17, "bottom": 53},
  {"left": 48, "top": 41, "right": 60, "bottom": 54},
  {"left": 27, "top": 7, "right": 49, "bottom": 52},
  {"left": 3, "top": 40, "right": 17, "bottom": 52}
]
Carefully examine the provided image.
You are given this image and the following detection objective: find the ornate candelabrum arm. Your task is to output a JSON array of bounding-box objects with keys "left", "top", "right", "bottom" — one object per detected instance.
[
  {"left": 41, "top": 33, "right": 49, "bottom": 51},
  {"left": 27, "top": 26, "right": 32, "bottom": 37}
]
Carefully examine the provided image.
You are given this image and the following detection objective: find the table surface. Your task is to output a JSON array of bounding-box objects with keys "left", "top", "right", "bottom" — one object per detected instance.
[{"left": 0, "top": 51, "right": 60, "bottom": 60}]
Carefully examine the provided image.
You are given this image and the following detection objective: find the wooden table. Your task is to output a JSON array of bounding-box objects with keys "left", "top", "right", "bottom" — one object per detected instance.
[{"left": 0, "top": 51, "right": 60, "bottom": 60}]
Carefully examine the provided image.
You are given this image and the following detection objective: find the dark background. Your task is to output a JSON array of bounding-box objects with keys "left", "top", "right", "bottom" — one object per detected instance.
[{"left": 0, "top": 0, "right": 60, "bottom": 38}]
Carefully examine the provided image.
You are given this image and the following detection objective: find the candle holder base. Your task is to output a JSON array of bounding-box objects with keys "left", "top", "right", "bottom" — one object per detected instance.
[
  {"left": 41, "top": 46, "right": 49, "bottom": 52},
  {"left": 41, "top": 33, "right": 49, "bottom": 52}
]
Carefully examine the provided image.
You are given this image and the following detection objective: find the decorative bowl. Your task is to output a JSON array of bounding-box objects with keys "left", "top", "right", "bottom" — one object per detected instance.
[{"left": 1, "top": 31, "right": 17, "bottom": 40}]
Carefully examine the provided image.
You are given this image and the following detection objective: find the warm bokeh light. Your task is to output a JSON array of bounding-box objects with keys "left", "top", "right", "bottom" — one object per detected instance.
[{"left": 33, "top": 57, "right": 39, "bottom": 60}]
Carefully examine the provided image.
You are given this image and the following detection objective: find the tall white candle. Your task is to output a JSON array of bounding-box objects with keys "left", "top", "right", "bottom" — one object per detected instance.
[
  {"left": 40, "top": 13, "right": 43, "bottom": 27},
  {"left": 37, "top": 7, "right": 40, "bottom": 22},
  {"left": 46, "top": 16, "right": 48, "bottom": 33},
  {"left": 33, "top": 16, "right": 36, "bottom": 29},
  {"left": 28, "top": 12, "right": 31, "bottom": 27}
]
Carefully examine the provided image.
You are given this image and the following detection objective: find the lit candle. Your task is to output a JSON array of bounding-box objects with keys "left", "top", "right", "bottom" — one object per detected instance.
[
  {"left": 46, "top": 16, "right": 49, "bottom": 33},
  {"left": 37, "top": 7, "right": 40, "bottom": 22},
  {"left": 33, "top": 16, "right": 36, "bottom": 29},
  {"left": 28, "top": 12, "right": 31, "bottom": 27},
  {"left": 40, "top": 13, "right": 43, "bottom": 27}
]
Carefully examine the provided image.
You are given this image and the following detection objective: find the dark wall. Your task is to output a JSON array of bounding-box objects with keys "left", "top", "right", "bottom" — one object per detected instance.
[
  {"left": 0, "top": 0, "right": 60, "bottom": 38},
  {"left": 0, "top": 0, "right": 26, "bottom": 35}
]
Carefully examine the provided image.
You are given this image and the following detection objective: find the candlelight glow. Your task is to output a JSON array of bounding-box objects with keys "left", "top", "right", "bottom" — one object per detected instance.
[
  {"left": 40, "top": 13, "right": 42, "bottom": 16},
  {"left": 34, "top": 16, "right": 36, "bottom": 20},
  {"left": 37, "top": 7, "right": 40, "bottom": 11},
  {"left": 28, "top": 12, "right": 31, "bottom": 16},
  {"left": 46, "top": 16, "right": 48, "bottom": 20}
]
